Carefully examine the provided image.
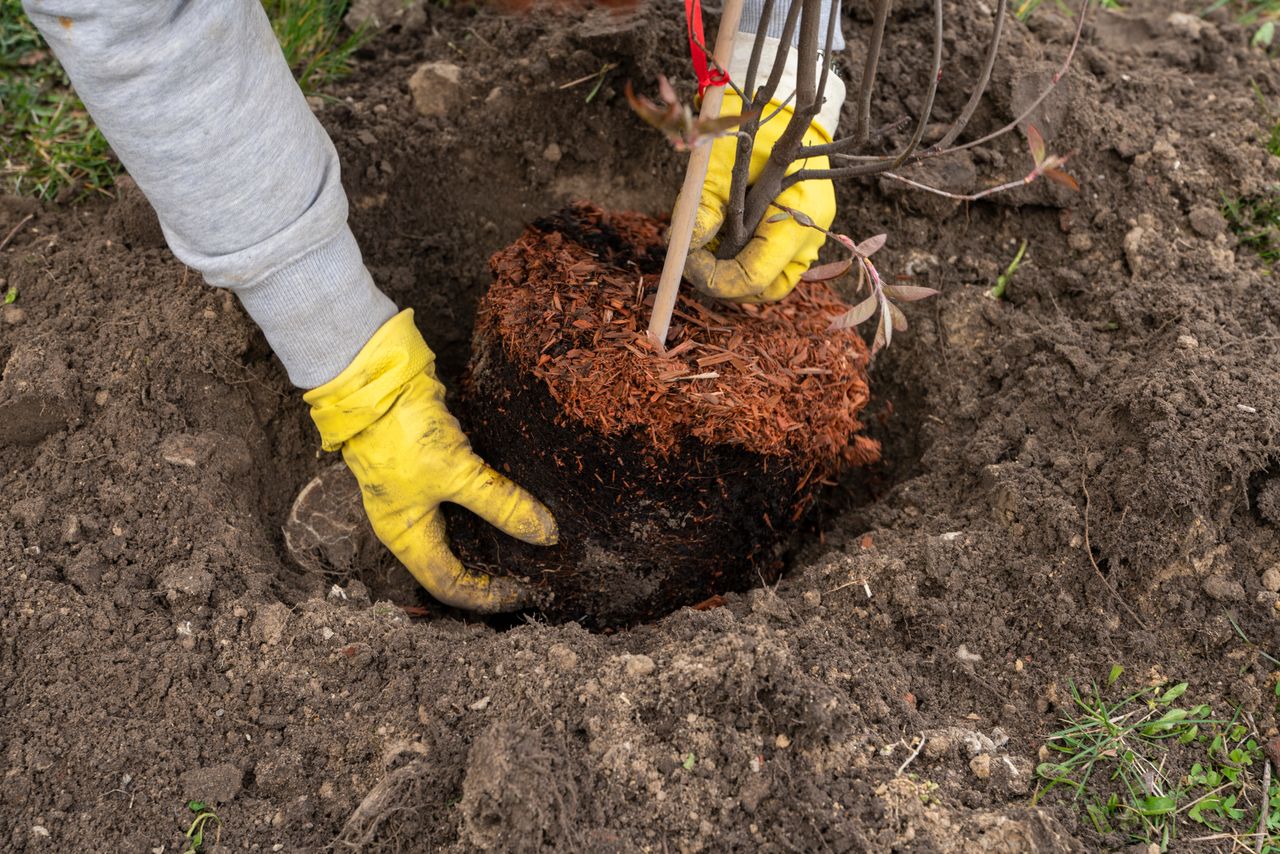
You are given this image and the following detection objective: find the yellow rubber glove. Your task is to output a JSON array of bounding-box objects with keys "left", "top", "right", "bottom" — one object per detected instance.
[
  {"left": 684, "top": 92, "right": 837, "bottom": 304},
  {"left": 303, "top": 309, "right": 557, "bottom": 613}
]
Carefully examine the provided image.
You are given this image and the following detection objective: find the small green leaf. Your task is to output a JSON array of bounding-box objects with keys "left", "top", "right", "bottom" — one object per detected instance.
[
  {"left": 187, "top": 800, "right": 207, "bottom": 813},
  {"left": 682, "top": 753, "right": 696, "bottom": 770},
  {"left": 1107, "top": 664, "right": 1123, "bottom": 685},
  {"left": 1253, "top": 20, "right": 1276, "bottom": 49},
  {"left": 2, "top": 287, "right": 15, "bottom": 305},
  {"left": 1134, "top": 795, "right": 1177, "bottom": 816},
  {"left": 1159, "top": 682, "right": 1188, "bottom": 704}
]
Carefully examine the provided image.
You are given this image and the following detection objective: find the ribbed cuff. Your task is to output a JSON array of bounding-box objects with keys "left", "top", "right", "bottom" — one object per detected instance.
[
  {"left": 233, "top": 225, "right": 397, "bottom": 388},
  {"left": 728, "top": 34, "right": 845, "bottom": 140}
]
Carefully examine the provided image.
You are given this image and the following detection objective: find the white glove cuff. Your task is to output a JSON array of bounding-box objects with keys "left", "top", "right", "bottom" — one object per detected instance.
[{"left": 726, "top": 32, "right": 845, "bottom": 141}]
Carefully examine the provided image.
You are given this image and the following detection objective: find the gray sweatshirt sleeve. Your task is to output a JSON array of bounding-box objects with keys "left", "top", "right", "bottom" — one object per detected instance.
[
  {"left": 21, "top": 0, "right": 396, "bottom": 388},
  {"left": 742, "top": 0, "right": 845, "bottom": 50}
]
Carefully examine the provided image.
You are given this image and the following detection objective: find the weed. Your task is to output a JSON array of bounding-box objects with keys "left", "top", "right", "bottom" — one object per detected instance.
[
  {"left": 1033, "top": 677, "right": 1280, "bottom": 852},
  {"left": 988, "top": 239, "right": 1028, "bottom": 300},
  {"left": 1015, "top": 0, "right": 1121, "bottom": 20},
  {"left": 0, "top": 0, "right": 118, "bottom": 200},
  {"left": 262, "top": 0, "right": 371, "bottom": 97},
  {"left": 1223, "top": 192, "right": 1280, "bottom": 265},
  {"left": 1203, "top": 0, "right": 1280, "bottom": 50},
  {"left": 183, "top": 800, "right": 221, "bottom": 853}
]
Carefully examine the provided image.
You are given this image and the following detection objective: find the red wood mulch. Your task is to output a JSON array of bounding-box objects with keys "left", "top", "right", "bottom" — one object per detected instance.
[{"left": 479, "top": 205, "right": 880, "bottom": 478}]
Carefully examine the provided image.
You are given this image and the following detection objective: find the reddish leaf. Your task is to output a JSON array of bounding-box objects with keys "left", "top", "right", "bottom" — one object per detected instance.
[
  {"left": 881, "top": 284, "right": 939, "bottom": 302},
  {"left": 694, "top": 110, "right": 759, "bottom": 138},
  {"left": 625, "top": 81, "right": 679, "bottom": 131},
  {"left": 880, "top": 296, "right": 893, "bottom": 348},
  {"left": 854, "top": 233, "right": 887, "bottom": 257},
  {"left": 800, "top": 257, "right": 853, "bottom": 282},
  {"left": 658, "top": 74, "right": 678, "bottom": 105},
  {"left": 1026, "top": 124, "right": 1046, "bottom": 167},
  {"left": 1044, "top": 167, "right": 1080, "bottom": 192},
  {"left": 887, "top": 301, "right": 909, "bottom": 332},
  {"left": 871, "top": 318, "right": 887, "bottom": 355},
  {"left": 829, "top": 294, "right": 878, "bottom": 330}
]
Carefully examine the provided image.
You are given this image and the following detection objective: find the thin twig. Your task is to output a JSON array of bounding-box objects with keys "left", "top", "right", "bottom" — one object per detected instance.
[
  {"left": 896, "top": 735, "right": 927, "bottom": 775},
  {"left": 726, "top": 0, "right": 828, "bottom": 255},
  {"left": 784, "top": 0, "right": 942, "bottom": 188},
  {"left": 723, "top": 0, "right": 804, "bottom": 253},
  {"left": 854, "top": 0, "right": 891, "bottom": 146},
  {"left": 1082, "top": 471, "right": 1149, "bottom": 631},
  {"left": 0, "top": 213, "right": 35, "bottom": 254},
  {"left": 933, "top": 0, "right": 1007, "bottom": 150},
  {"left": 796, "top": 0, "right": 1091, "bottom": 178},
  {"left": 880, "top": 171, "right": 1027, "bottom": 201}
]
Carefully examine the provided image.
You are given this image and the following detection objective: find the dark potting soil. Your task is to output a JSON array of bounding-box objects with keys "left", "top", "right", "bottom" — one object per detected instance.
[
  {"left": 445, "top": 204, "right": 877, "bottom": 625},
  {"left": 2, "top": 1, "right": 1280, "bottom": 851}
]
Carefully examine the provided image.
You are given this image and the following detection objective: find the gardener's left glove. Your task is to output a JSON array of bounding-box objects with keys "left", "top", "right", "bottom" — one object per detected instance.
[
  {"left": 684, "top": 33, "right": 845, "bottom": 304},
  {"left": 303, "top": 309, "right": 557, "bottom": 613}
]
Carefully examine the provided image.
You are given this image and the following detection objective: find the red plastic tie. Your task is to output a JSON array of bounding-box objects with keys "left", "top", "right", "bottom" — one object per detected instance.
[{"left": 684, "top": 0, "right": 731, "bottom": 97}]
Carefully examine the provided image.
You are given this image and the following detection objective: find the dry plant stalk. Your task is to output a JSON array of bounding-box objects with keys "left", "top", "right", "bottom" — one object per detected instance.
[{"left": 644, "top": 0, "right": 1092, "bottom": 345}]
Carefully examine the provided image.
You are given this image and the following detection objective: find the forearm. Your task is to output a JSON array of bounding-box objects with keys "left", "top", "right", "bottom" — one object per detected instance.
[{"left": 22, "top": 0, "right": 395, "bottom": 387}]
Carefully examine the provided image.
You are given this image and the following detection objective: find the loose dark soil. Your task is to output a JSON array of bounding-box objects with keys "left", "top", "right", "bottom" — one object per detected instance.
[{"left": 2, "top": 1, "right": 1280, "bottom": 851}]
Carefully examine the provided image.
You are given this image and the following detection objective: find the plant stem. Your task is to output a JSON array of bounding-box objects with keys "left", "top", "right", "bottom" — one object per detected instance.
[
  {"left": 647, "top": 0, "right": 748, "bottom": 348},
  {"left": 722, "top": 0, "right": 827, "bottom": 258},
  {"left": 853, "top": 0, "right": 891, "bottom": 146}
]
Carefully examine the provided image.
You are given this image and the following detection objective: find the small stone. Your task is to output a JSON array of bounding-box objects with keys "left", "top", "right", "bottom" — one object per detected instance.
[
  {"left": 252, "top": 602, "right": 290, "bottom": 646},
  {"left": 181, "top": 763, "right": 243, "bottom": 803},
  {"left": 924, "top": 735, "right": 952, "bottom": 759},
  {"left": 1067, "top": 232, "right": 1093, "bottom": 252},
  {"left": 1176, "top": 334, "right": 1199, "bottom": 350},
  {"left": 159, "top": 433, "right": 213, "bottom": 467},
  {"left": 1261, "top": 567, "right": 1280, "bottom": 593},
  {"left": 547, "top": 643, "right": 578, "bottom": 671},
  {"left": 2, "top": 305, "right": 25, "bottom": 325},
  {"left": 61, "top": 514, "right": 82, "bottom": 544},
  {"left": 1167, "top": 11, "right": 1207, "bottom": 40},
  {"left": 801, "top": 590, "right": 822, "bottom": 608},
  {"left": 1202, "top": 574, "right": 1245, "bottom": 602},
  {"left": 1188, "top": 205, "right": 1227, "bottom": 239},
  {"left": 468, "top": 695, "right": 491, "bottom": 711},
  {"left": 624, "top": 654, "right": 656, "bottom": 678},
  {"left": 31, "top": 826, "right": 49, "bottom": 839},
  {"left": 158, "top": 562, "right": 215, "bottom": 605},
  {"left": 775, "top": 734, "right": 791, "bottom": 749},
  {"left": 956, "top": 644, "right": 982, "bottom": 663},
  {"left": 408, "top": 61, "right": 464, "bottom": 118},
  {"left": 93, "top": 389, "right": 110, "bottom": 406},
  {"left": 969, "top": 753, "right": 992, "bottom": 780},
  {"left": 542, "top": 143, "right": 562, "bottom": 163}
]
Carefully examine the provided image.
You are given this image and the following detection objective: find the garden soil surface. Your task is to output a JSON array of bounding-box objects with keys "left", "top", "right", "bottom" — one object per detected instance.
[{"left": 3, "top": 0, "right": 1280, "bottom": 850}]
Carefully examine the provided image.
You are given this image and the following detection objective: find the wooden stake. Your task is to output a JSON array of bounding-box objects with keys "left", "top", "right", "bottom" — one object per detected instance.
[{"left": 647, "top": 0, "right": 747, "bottom": 351}]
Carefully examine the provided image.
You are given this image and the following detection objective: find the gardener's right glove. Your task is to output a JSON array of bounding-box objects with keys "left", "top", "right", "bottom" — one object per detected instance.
[
  {"left": 303, "top": 309, "right": 558, "bottom": 613},
  {"left": 684, "top": 33, "right": 845, "bottom": 304}
]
